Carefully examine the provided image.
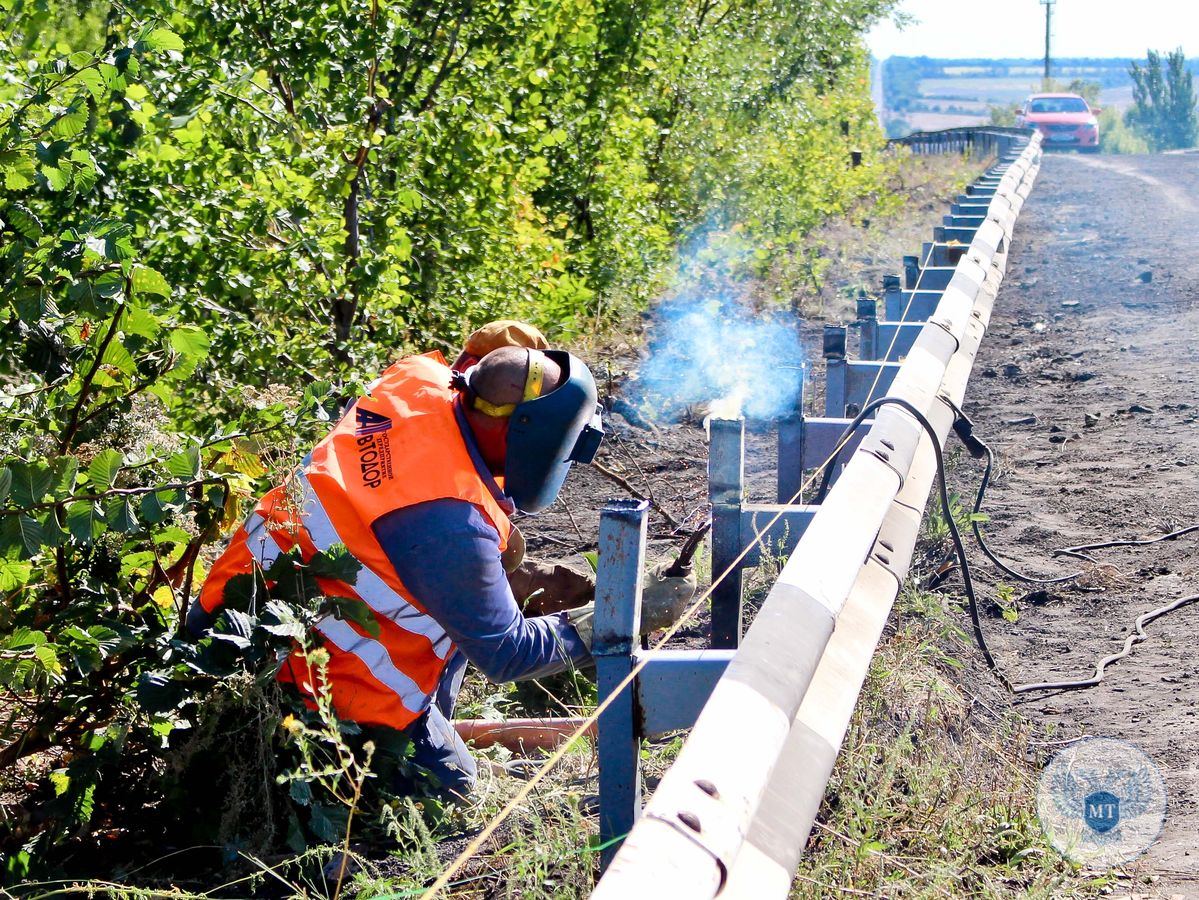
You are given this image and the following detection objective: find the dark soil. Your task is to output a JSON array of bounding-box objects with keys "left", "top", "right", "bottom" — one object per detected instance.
[{"left": 955, "top": 153, "right": 1199, "bottom": 889}]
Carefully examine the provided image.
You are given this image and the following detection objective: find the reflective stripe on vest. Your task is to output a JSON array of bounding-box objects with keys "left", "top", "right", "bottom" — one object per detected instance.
[
  {"left": 315, "top": 618, "right": 427, "bottom": 712},
  {"left": 293, "top": 472, "right": 453, "bottom": 660},
  {"left": 237, "top": 472, "right": 456, "bottom": 679}
]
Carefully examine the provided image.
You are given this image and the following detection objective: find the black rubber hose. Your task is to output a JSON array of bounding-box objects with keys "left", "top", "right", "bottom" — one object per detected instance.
[
  {"left": 811, "top": 396, "right": 998, "bottom": 672},
  {"left": 816, "top": 398, "right": 1199, "bottom": 696}
]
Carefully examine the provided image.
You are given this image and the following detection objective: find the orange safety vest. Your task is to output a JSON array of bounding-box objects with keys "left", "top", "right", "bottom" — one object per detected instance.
[{"left": 198, "top": 352, "right": 513, "bottom": 729}]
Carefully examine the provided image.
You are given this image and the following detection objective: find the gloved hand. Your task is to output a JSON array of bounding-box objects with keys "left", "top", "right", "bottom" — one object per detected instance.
[
  {"left": 565, "top": 561, "right": 698, "bottom": 650},
  {"left": 639, "top": 561, "right": 698, "bottom": 633},
  {"left": 500, "top": 524, "right": 526, "bottom": 574},
  {"left": 509, "top": 558, "right": 597, "bottom": 615}
]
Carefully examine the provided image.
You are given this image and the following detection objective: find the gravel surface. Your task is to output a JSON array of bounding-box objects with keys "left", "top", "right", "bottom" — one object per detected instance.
[{"left": 962, "top": 152, "right": 1199, "bottom": 888}]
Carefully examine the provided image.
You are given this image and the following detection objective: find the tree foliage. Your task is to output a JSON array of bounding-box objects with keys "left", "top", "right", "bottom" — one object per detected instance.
[
  {"left": 1, "top": 0, "right": 900, "bottom": 878},
  {"left": 1127, "top": 48, "right": 1198, "bottom": 151}
]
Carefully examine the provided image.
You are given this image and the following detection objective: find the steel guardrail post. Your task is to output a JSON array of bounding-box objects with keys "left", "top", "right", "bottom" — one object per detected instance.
[
  {"left": 593, "top": 498, "right": 650, "bottom": 869},
  {"left": 708, "top": 418, "right": 745, "bottom": 648}
]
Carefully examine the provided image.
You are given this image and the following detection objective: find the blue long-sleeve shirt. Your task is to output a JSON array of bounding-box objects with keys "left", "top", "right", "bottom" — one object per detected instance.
[{"left": 373, "top": 498, "right": 590, "bottom": 684}]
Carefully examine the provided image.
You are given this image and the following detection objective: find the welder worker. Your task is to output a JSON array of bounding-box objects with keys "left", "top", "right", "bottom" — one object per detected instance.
[
  {"left": 189, "top": 343, "right": 694, "bottom": 797},
  {"left": 448, "top": 319, "right": 598, "bottom": 614}
]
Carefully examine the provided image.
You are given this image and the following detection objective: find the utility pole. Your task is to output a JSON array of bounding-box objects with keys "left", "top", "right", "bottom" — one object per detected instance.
[{"left": 1041, "top": 0, "right": 1055, "bottom": 83}]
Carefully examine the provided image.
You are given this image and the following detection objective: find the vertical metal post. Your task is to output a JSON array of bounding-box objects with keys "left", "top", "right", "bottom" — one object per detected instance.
[
  {"left": 903, "top": 254, "right": 919, "bottom": 289},
  {"left": 777, "top": 378, "right": 806, "bottom": 504},
  {"left": 823, "top": 325, "right": 848, "bottom": 418},
  {"left": 882, "top": 274, "right": 902, "bottom": 321},
  {"left": 856, "top": 296, "right": 878, "bottom": 361},
  {"left": 593, "top": 498, "right": 648, "bottom": 871},
  {"left": 708, "top": 418, "right": 744, "bottom": 649}
]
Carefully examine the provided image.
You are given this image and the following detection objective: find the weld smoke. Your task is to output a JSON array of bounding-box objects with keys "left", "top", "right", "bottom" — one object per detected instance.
[{"left": 623, "top": 237, "right": 805, "bottom": 424}]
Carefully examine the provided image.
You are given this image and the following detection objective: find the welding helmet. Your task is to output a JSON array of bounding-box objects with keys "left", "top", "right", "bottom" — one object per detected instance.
[{"left": 453, "top": 350, "right": 604, "bottom": 513}]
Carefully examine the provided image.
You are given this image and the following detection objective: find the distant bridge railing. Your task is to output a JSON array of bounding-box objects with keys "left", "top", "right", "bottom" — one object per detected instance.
[{"left": 587, "top": 130, "right": 1044, "bottom": 897}]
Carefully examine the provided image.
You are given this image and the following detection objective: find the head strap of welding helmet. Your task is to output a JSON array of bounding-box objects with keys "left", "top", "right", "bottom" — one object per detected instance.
[{"left": 450, "top": 349, "right": 546, "bottom": 418}]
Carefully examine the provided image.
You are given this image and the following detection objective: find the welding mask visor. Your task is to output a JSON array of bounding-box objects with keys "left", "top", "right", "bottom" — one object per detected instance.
[{"left": 504, "top": 350, "right": 604, "bottom": 513}]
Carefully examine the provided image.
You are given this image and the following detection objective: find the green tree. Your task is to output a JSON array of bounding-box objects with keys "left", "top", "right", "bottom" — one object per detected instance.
[
  {"left": 2, "top": 0, "right": 905, "bottom": 879},
  {"left": 1127, "top": 48, "right": 1198, "bottom": 150}
]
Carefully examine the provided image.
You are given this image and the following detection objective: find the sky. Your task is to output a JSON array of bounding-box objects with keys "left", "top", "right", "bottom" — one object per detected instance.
[{"left": 868, "top": 0, "right": 1199, "bottom": 61}]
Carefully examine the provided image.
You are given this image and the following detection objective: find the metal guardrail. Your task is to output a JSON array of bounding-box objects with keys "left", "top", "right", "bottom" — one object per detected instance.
[
  {"left": 889, "top": 125, "right": 1036, "bottom": 155},
  {"left": 588, "top": 130, "right": 1044, "bottom": 897}
]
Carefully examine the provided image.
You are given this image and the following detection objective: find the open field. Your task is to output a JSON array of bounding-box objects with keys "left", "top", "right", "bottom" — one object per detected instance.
[{"left": 918, "top": 77, "right": 1135, "bottom": 110}]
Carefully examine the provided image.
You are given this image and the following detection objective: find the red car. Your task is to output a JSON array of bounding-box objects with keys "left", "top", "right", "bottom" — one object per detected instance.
[{"left": 1016, "top": 93, "right": 1100, "bottom": 152}]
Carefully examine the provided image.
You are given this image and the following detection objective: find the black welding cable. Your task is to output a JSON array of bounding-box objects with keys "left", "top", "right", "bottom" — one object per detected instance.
[
  {"left": 810, "top": 396, "right": 999, "bottom": 672},
  {"left": 1010, "top": 593, "right": 1199, "bottom": 694},
  {"left": 953, "top": 415, "right": 1083, "bottom": 585}
]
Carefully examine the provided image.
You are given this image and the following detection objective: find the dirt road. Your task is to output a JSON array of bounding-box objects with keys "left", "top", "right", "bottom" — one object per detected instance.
[{"left": 964, "top": 152, "right": 1199, "bottom": 887}]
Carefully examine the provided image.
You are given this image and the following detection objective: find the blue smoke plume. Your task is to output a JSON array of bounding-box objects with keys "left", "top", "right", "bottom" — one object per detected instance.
[{"left": 621, "top": 229, "right": 806, "bottom": 424}]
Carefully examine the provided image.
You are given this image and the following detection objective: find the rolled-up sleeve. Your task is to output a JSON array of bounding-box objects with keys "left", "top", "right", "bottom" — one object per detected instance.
[{"left": 372, "top": 499, "right": 591, "bottom": 683}]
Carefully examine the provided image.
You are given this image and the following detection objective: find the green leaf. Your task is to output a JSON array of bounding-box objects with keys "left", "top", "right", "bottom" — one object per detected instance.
[
  {"left": 51, "top": 456, "right": 79, "bottom": 497},
  {"left": 0, "top": 514, "right": 45, "bottom": 557},
  {"left": 0, "top": 558, "right": 32, "bottom": 592},
  {"left": 166, "top": 446, "right": 200, "bottom": 481},
  {"left": 137, "top": 28, "right": 185, "bottom": 53},
  {"left": 10, "top": 462, "right": 52, "bottom": 508},
  {"left": 4, "top": 627, "right": 45, "bottom": 651},
  {"left": 305, "top": 544, "right": 360, "bottom": 584},
  {"left": 289, "top": 779, "right": 313, "bottom": 806},
  {"left": 324, "top": 596, "right": 379, "bottom": 637},
  {"left": 169, "top": 326, "right": 210, "bottom": 360},
  {"left": 66, "top": 501, "right": 106, "bottom": 543},
  {"left": 6, "top": 205, "right": 43, "bottom": 240},
  {"left": 262, "top": 599, "right": 306, "bottom": 641},
  {"left": 307, "top": 804, "right": 345, "bottom": 843},
  {"left": 136, "top": 671, "right": 188, "bottom": 713},
  {"left": 38, "top": 512, "right": 64, "bottom": 549},
  {"left": 131, "top": 265, "right": 171, "bottom": 298},
  {"left": 49, "top": 103, "right": 89, "bottom": 140},
  {"left": 41, "top": 165, "right": 70, "bottom": 191},
  {"left": 105, "top": 498, "right": 137, "bottom": 533},
  {"left": 123, "top": 303, "right": 162, "bottom": 339},
  {"left": 0, "top": 468, "right": 11, "bottom": 504},
  {"left": 100, "top": 339, "right": 137, "bottom": 376},
  {"left": 139, "top": 489, "right": 182, "bottom": 523},
  {"left": 76, "top": 68, "right": 106, "bottom": 101},
  {"left": 87, "top": 448, "right": 124, "bottom": 490}
]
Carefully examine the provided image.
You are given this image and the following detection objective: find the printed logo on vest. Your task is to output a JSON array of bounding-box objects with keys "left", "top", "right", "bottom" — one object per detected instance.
[
  {"left": 355, "top": 408, "right": 393, "bottom": 436},
  {"left": 354, "top": 407, "right": 394, "bottom": 488}
]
